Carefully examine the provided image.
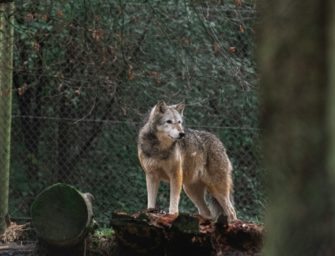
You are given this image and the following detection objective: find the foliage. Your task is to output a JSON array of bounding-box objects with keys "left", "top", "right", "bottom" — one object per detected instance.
[{"left": 9, "top": 0, "right": 262, "bottom": 225}]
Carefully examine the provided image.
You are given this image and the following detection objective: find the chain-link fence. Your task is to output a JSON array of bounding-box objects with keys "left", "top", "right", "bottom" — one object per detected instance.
[{"left": 2, "top": 0, "right": 262, "bottom": 226}]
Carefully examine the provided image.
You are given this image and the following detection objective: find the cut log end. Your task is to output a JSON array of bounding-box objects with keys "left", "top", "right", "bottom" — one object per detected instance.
[{"left": 31, "top": 183, "right": 94, "bottom": 246}]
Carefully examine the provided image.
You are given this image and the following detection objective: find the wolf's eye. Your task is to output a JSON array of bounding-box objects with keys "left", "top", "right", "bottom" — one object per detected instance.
[
  {"left": 177, "top": 120, "right": 181, "bottom": 124},
  {"left": 166, "top": 120, "right": 172, "bottom": 124}
]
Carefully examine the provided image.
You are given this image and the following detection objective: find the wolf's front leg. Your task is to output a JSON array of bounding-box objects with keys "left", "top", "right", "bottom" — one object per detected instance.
[
  {"left": 169, "top": 168, "right": 183, "bottom": 214},
  {"left": 146, "top": 173, "right": 160, "bottom": 209}
]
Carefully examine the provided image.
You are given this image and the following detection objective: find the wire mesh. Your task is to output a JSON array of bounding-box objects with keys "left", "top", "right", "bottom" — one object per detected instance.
[{"left": 2, "top": 0, "right": 263, "bottom": 226}]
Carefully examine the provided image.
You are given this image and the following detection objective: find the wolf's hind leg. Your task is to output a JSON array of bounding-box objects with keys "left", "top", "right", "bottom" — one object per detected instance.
[
  {"left": 183, "top": 183, "right": 211, "bottom": 219},
  {"left": 211, "top": 187, "right": 237, "bottom": 222},
  {"left": 146, "top": 173, "right": 160, "bottom": 209}
]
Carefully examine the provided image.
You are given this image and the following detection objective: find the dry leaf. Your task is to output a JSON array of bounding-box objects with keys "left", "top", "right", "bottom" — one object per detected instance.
[
  {"left": 33, "top": 42, "right": 40, "bottom": 51},
  {"left": 128, "top": 65, "right": 134, "bottom": 80},
  {"left": 56, "top": 10, "right": 64, "bottom": 18},
  {"left": 18, "top": 83, "right": 29, "bottom": 96},
  {"left": 229, "top": 47, "right": 237, "bottom": 53},
  {"left": 91, "top": 29, "right": 104, "bottom": 41},
  {"left": 147, "top": 71, "right": 160, "bottom": 84},
  {"left": 235, "top": 0, "right": 242, "bottom": 7},
  {"left": 24, "top": 13, "right": 34, "bottom": 22},
  {"left": 213, "top": 42, "right": 221, "bottom": 56},
  {"left": 40, "top": 14, "right": 49, "bottom": 22}
]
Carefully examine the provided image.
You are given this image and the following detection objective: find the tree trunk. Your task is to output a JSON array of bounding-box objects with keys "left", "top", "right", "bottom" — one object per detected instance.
[
  {"left": 257, "top": 0, "right": 335, "bottom": 254},
  {"left": 13, "top": 0, "right": 46, "bottom": 181},
  {"left": 328, "top": 0, "right": 335, "bottom": 203},
  {"left": 0, "top": 1, "right": 14, "bottom": 235}
]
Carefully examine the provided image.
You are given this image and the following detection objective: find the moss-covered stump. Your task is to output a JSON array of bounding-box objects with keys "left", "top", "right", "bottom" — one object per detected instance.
[
  {"left": 31, "top": 183, "right": 94, "bottom": 248},
  {"left": 110, "top": 211, "right": 263, "bottom": 256}
]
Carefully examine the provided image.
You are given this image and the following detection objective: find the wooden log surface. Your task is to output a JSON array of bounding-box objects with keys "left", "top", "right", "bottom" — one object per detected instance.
[{"left": 110, "top": 211, "right": 263, "bottom": 255}]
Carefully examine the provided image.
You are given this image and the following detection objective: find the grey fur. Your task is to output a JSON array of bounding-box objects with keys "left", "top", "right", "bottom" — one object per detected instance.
[{"left": 137, "top": 101, "right": 237, "bottom": 221}]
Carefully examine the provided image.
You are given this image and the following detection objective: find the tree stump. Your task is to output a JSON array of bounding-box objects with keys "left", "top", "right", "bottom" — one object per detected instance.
[{"left": 31, "top": 183, "right": 94, "bottom": 247}]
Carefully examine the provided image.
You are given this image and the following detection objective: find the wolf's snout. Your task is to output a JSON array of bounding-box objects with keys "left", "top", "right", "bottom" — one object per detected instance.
[{"left": 178, "top": 132, "right": 185, "bottom": 139}]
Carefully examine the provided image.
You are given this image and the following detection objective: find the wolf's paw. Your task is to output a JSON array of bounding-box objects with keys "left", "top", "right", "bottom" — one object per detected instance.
[{"left": 146, "top": 208, "right": 166, "bottom": 214}]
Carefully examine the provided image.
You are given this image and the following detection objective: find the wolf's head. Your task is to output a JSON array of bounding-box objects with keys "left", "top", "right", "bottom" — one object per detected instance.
[{"left": 149, "top": 101, "right": 185, "bottom": 141}]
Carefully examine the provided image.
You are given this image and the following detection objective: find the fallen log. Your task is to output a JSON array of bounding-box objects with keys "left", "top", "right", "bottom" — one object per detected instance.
[{"left": 110, "top": 211, "right": 263, "bottom": 256}]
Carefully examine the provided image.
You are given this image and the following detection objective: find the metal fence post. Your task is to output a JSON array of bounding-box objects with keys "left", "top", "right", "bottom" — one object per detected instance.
[{"left": 0, "top": 0, "right": 14, "bottom": 234}]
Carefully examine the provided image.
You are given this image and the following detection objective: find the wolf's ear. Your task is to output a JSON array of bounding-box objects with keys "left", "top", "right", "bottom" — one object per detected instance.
[
  {"left": 174, "top": 103, "right": 185, "bottom": 115},
  {"left": 155, "top": 100, "right": 168, "bottom": 114}
]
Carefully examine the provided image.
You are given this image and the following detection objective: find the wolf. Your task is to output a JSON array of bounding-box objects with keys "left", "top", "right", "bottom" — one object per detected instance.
[{"left": 137, "top": 101, "right": 237, "bottom": 221}]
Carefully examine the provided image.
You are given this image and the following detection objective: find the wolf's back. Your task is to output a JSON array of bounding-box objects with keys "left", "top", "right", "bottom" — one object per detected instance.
[{"left": 179, "top": 128, "right": 228, "bottom": 159}]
